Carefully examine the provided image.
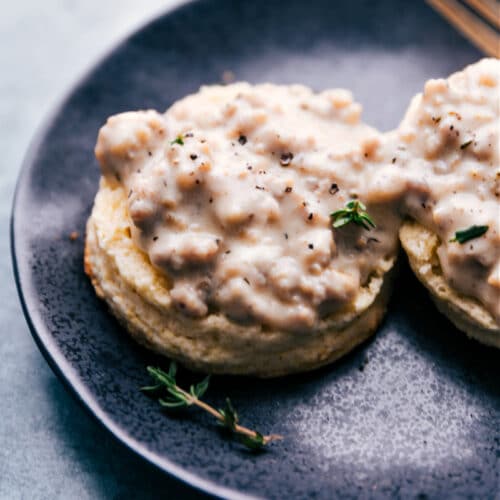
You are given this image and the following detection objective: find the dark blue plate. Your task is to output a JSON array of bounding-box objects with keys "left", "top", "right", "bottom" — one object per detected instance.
[{"left": 11, "top": 0, "right": 500, "bottom": 498}]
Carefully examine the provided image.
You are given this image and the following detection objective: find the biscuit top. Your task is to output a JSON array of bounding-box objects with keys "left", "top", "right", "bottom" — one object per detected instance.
[
  {"left": 95, "top": 83, "right": 400, "bottom": 331},
  {"left": 393, "top": 58, "right": 500, "bottom": 323}
]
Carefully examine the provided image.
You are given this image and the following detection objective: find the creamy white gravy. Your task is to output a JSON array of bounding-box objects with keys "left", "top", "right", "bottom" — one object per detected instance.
[
  {"left": 96, "top": 83, "right": 400, "bottom": 331},
  {"left": 95, "top": 60, "right": 500, "bottom": 330},
  {"left": 391, "top": 58, "right": 500, "bottom": 323}
]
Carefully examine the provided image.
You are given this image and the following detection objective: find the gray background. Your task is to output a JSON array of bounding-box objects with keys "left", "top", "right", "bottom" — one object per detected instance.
[{"left": 0, "top": 2, "right": 200, "bottom": 498}]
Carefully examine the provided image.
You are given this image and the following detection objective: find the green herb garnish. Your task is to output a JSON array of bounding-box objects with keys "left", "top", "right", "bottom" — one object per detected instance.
[
  {"left": 170, "top": 134, "right": 185, "bottom": 146},
  {"left": 330, "top": 200, "right": 376, "bottom": 231},
  {"left": 142, "top": 363, "right": 282, "bottom": 450},
  {"left": 449, "top": 225, "right": 488, "bottom": 244}
]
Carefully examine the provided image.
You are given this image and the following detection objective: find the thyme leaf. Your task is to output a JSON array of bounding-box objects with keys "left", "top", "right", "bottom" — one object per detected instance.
[
  {"left": 170, "top": 134, "right": 185, "bottom": 146},
  {"left": 450, "top": 225, "right": 488, "bottom": 244},
  {"left": 219, "top": 398, "right": 238, "bottom": 431},
  {"left": 330, "top": 200, "right": 376, "bottom": 231},
  {"left": 239, "top": 431, "right": 266, "bottom": 450},
  {"left": 142, "top": 363, "right": 282, "bottom": 450},
  {"left": 191, "top": 375, "right": 210, "bottom": 399}
]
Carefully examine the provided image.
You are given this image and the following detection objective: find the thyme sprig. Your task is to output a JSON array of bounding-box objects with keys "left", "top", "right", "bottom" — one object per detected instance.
[
  {"left": 142, "top": 363, "right": 282, "bottom": 450},
  {"left": 450, "top": 224, "right": 489, "bottom": 244},
  {"left": 331, "top": 200, "right": 376, "bottom": 231}
]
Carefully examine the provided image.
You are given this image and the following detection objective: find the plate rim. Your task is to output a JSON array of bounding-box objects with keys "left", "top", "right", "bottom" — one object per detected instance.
[{"left": 10, "top": 1, "right": 252, "bottom": 498}]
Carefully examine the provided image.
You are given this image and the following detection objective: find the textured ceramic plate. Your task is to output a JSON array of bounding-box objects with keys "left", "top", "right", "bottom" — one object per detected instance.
[{"left": 11, "top": 0, "right": 500, "bottom": 498}]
